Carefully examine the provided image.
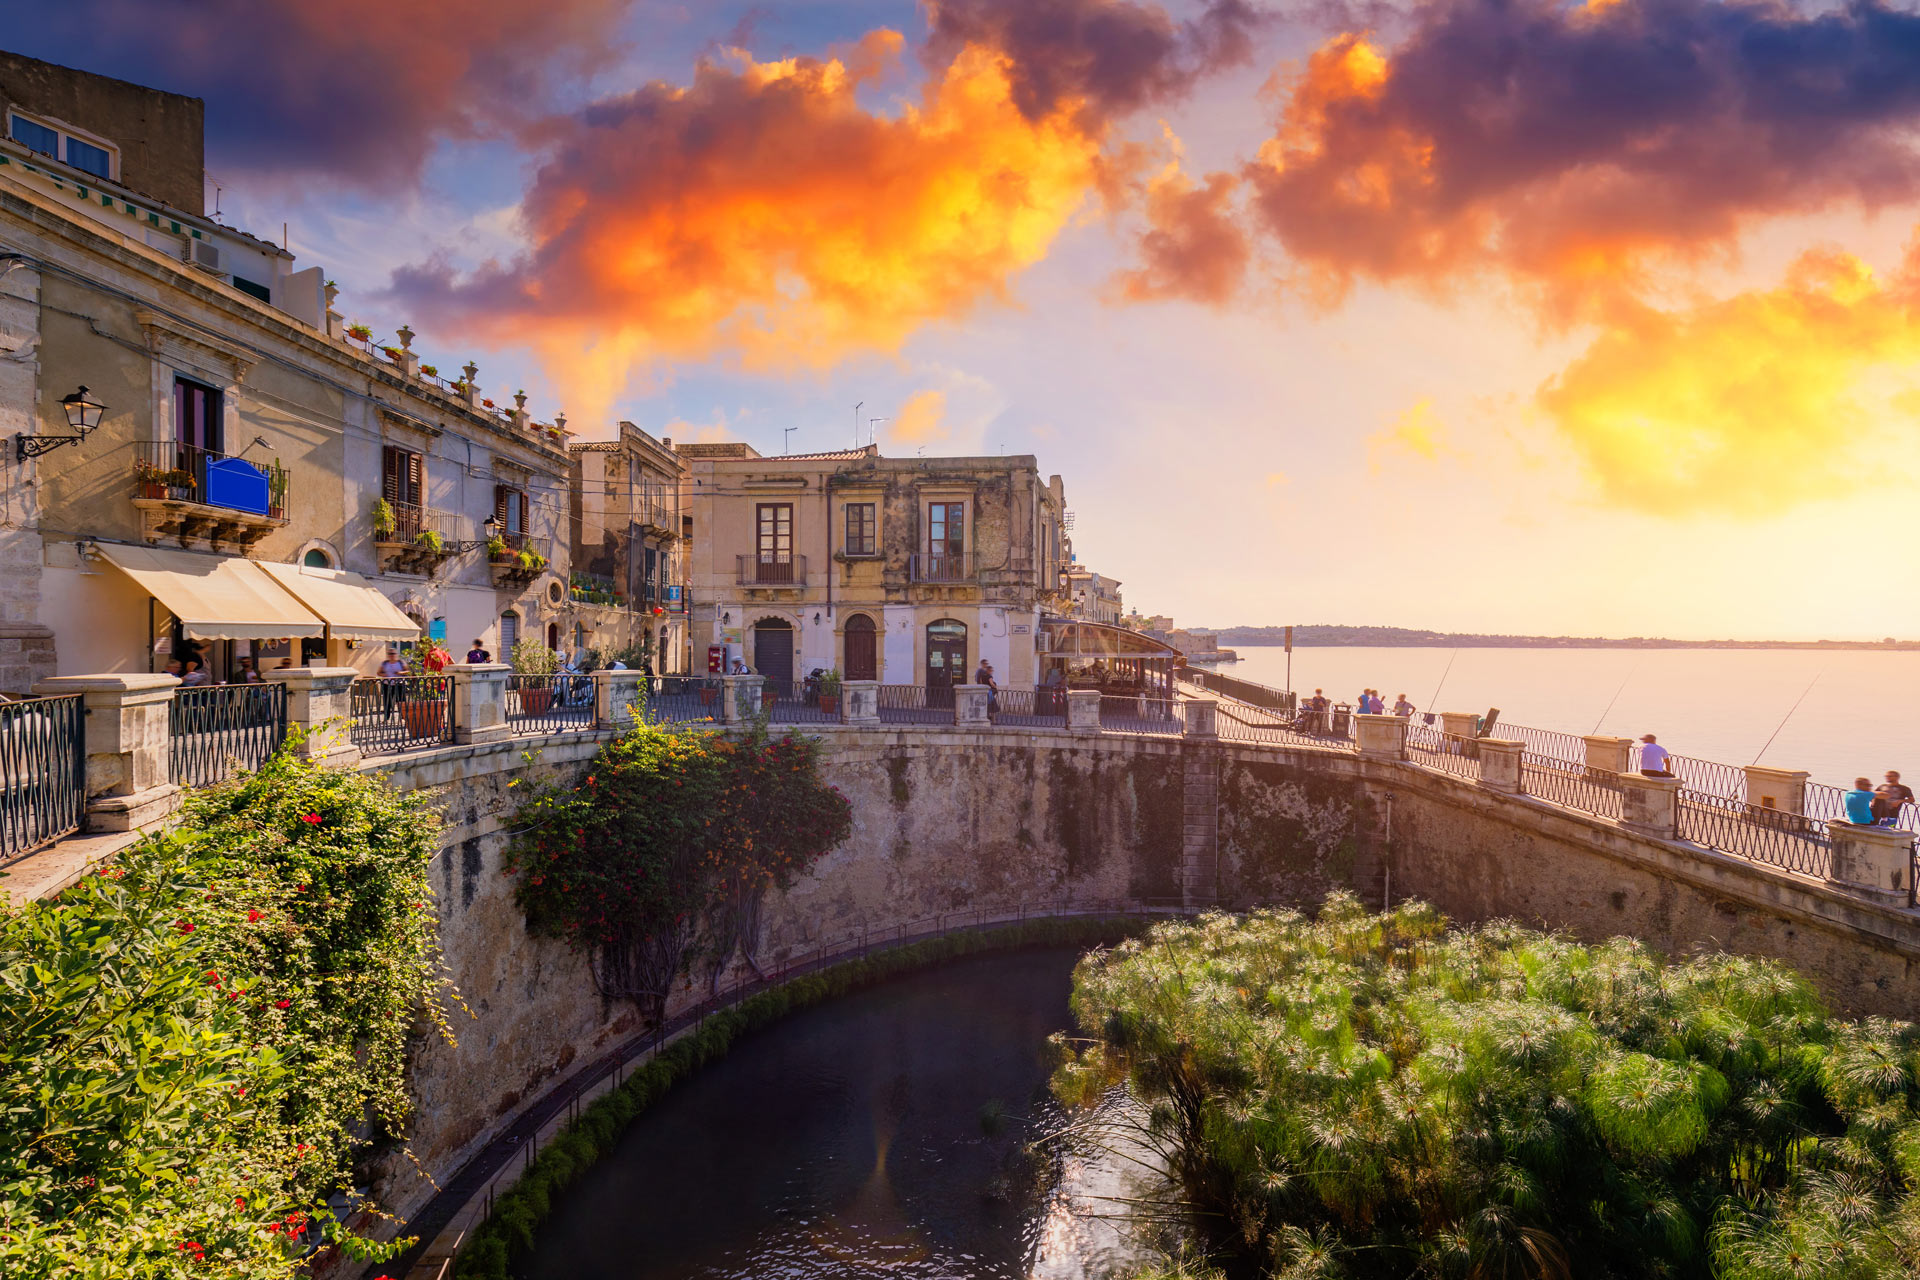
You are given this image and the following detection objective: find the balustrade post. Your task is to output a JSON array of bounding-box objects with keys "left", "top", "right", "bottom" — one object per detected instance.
[
  {"left": 1065, "top": 689, "right": 1103, "bottom": 733},
  {"left": 1353, "top": 713, "right": 1408, "bottom": 761},
  {"left": 721, "top": 674, "right": 764, "bottom": 724},
  {"left": 1619, "top": 772, "right": 1682, "bottom": 839},
  {"left": 445, "top": 663, "right": 511, "bottom": 745},
  {"left": 591, "top": 668, "right": 647, "bottom": 731},
  {"left": 953, "top": 684, "right": 991, "bottom": 728},
  {"left": 1743, "top": 765, "right": 1810, "bottom": 816},
  {"left": 1439, "top": 711, "right": 1479, "bottom": 756},
  {"left": 32, "top": 673, "right": 179, "bottom": 832},
  {"left": 263, "top": 666, "right": 360, "bottom": 768},
  {"left": 1477, "top": 739, "right": 1524, "bottom": 793},
  {"left": 1582, "top": 734, "right": 1633, "bottom": 776},
  {"left": 839, "top": 680, "right": 880, "bottom": 725},
  {"left": 1182, "top": 696, "right": 1218, "bottom": 739},
  {"left": 1827, "top": 822, "right": 1915, "bottom": 906}
]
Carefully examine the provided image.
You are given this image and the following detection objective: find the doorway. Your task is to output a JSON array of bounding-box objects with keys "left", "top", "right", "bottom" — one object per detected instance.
[
  {"left": 925, "top": 619, "right": 966, "bottom": 706},
  {"left": 753, "top": 618, "right": 795, "bottom": 686},
  {"left": 843, "top": 613, "right": 877, "bottom": 682}
]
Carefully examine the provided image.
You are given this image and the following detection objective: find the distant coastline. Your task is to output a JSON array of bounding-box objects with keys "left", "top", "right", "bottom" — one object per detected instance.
[{"left": 1209, "top": 625, "right": 1919, "bottom": 651}]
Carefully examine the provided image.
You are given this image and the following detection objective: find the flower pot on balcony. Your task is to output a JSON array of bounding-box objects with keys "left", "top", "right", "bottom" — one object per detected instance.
[
  {"left": 818, "top": 694, "right": 839, "bottom": 715},
  {"left": 519, "top": 688, "right": 553, "bottom": 716},
  {"left": 401, "top": 698, "right": 445, "bottom": 738}
]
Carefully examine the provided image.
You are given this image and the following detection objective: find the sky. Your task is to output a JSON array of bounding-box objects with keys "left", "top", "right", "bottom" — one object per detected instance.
[{"left": 14, "top": 0, "right": 1920, "bottom": 641}]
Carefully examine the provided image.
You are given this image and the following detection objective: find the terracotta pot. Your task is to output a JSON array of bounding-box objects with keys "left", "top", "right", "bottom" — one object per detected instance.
[
  {"left": 818, "top": 695, "right": 838, "bottom": 715},
  {"left": 699, "top": 687, "right": 718, "bottom": 706},
  {"left": 401, "top": 699, "right": 445, "bottom": 738},
  {"left": 519, "top": 687, "right": 553, "bottom": 716}
]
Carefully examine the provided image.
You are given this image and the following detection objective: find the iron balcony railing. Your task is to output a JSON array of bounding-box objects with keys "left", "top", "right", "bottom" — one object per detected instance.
[
  {"left": 1099, "top": 693, "right": 1183, "bottom": 736},
  {"left": 169, "top": 683, "right": 288, "bottom": 788},
  {"left": 637, "top": 675, "right": 718, "bottom": 723},
  {"left": 877, "top": 685, "right": 947, "bottom": 725},
  {"left": 990, "top": 687, "right": 1066, "bottom": 728},
  {"left": 506, "top": 674, "right": 596, "bottom": 736},
  {"left": 737, "top": 554, "right": 807, "bottom": 587},
  {"left": 134, "top": 439, "right": 288, "bottom": 521},
  {"left": 349, "top": 677, "right": 454, "bottom": 756},
  {"left": 0, "top": 693, "right": 86, "bottom": 864},
  {"left": 761, "top": 678, "right": 838, "bottom": 725},
  {"left": 375, "top": 499, "right": 454, "bottom": 546},
  {"left": 909, "top": 551, "right": 974, "bottom": 583}
]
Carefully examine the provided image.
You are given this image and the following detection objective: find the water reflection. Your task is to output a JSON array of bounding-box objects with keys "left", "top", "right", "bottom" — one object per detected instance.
[{"left": 522, "top": 947, "right": 1159, "bottom": 1280}]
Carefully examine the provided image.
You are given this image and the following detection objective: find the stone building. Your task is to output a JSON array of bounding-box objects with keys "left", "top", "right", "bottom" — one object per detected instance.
[
  {"left": 0, "top": 52, "right": 572, "bottom": 685},
  {"left": 566, "top": 421, "right": 687, "bottom": 671},
  {"left": 679, "top": 442, "right": 1071, "bottom": 690},
  {"left": 1066, "top": 566, "right": 1124, "bottom": 625}
]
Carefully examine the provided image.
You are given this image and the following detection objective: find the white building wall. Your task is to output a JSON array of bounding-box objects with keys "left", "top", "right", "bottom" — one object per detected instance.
[{"left": 881, "top": 604, "right": 916, "bottom": 685}]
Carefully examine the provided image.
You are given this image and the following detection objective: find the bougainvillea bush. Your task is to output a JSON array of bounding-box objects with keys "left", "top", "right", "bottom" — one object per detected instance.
[
  {"left": 1054, "top": 896, "right": 1920, "bottom": 1280},
  {"left": 0, "top": 747, "right": 447, "bottom": 1277},
  {"left": 506, "top": 719, "right": 852, "bottom": 1024}
]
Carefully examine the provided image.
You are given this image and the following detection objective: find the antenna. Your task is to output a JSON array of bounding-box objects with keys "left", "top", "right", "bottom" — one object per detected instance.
[
  {"left": 868, "top": 417, "right": 887, "bottom": 446},
  {"left": 852, "top": 401, "right": 862, "bottom": 447},
  {"left": 783, "top": 425, "right": 798, "bottom": 455}
]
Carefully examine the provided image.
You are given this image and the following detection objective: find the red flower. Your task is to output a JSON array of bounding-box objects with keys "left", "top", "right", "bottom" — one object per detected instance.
[
  {"left": 300, "top": 812, "right": 323, "bottom": 825},
  {"left": 174, "top": 919, "right": 194, "bottom": 934},
  {"left": 275, "top": 998, "right": 291, "bottom": 1009},
  {"left": 246, "top": 909, "right": 264, "bottom": 923}
]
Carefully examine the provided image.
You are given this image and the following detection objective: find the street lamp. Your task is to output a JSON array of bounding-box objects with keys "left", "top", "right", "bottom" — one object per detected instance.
[
  {"left": 443, "top": 513, "right": 501, "bottom": 554},
  {"left": 17, "top": 385, "right": 105, "bottom": 461}
]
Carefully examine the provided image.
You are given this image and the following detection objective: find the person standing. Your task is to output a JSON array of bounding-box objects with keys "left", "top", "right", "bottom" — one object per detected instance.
[
  {"left": 1638, "top": 734, "right": 1673, "bottom": 778},
  {"left": 974, "top": 659, "right": 999, "bottom": 716},
  {"left": 1392, "top": 693, "right": 1415, "bottom": 718},
  {"left": 1846, "top": 778, "right": 1879, "bottom": 826},
  {"left": 1874, "top": 770, "right": 1915, "bottom": 825},
  {"left": 466, "top": 638, "right": 492, "bottom": 664}
]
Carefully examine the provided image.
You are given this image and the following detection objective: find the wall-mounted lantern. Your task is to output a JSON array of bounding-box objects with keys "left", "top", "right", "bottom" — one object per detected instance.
[{"left": 18, "top": 385, "right": 105, "bottom": 461}]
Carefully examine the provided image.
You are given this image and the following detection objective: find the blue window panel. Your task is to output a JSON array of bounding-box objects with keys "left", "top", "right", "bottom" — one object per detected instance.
[
  {"left": 9, "top": 115, "right": 57, "bottom": 157},
  {"left": 65, "top": 135, "right": 110, "bottom": 179}
]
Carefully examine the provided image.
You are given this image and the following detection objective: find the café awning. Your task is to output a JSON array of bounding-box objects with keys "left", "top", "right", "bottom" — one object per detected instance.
[
  {"left": 1039, "top": 618, "right": 1179, "bottom": 659},
  {"left": 94, "top": 543, "right": 325, "bottom": 641},
  {"left": 256, "top": 562, "right": 420, "bottom": 642}
]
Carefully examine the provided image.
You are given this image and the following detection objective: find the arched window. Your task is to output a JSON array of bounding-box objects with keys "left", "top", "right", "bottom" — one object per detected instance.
[
  {"left": 843, "top": 613, "right": 877, "bottom": 682},
  {"left": 546, "top": 622, "right": 559, "bottom": 650},
  {"left": 500, "top": 610, "right": 519, "bottom": 656},
  {"left": 302, "top": 548, "right": 331, "bottom": 568}
]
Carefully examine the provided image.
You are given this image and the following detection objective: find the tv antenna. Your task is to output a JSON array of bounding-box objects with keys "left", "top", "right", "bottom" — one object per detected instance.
[
  {"left": 852, "top": 401, "right": 862, "bottom": 447},
  {"left": 868, "top": 417, "right": 887, "bottom": 446},
  {"left": 783, "top": 425, "right": 798, "bottom": 455}
]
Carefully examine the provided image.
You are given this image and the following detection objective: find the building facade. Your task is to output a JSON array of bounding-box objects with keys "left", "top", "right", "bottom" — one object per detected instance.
[
  {"left": 1066, "top": 567, "right": 1124, "bottom": 625},
  {"left": 568, "top": 421, "right": 688, "bottom": 671},
  {"left": 679, "top": 443, "right": 1070, "bottom": 690},
  {"left": 0, "top": 53, "right": 573, "bottom": 685}
]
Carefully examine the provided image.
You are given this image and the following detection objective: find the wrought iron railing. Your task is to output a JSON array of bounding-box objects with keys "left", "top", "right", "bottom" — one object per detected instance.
[
  {"left": 990, "top": 687, "right": 1067, "bottom": 728},
  {"left": 1502, "top": 721, "right": 1586, "bottom": 768},
  {"left": 169, "top": 683, "right": 287, "bottom": 787},
  {"left": 637, "top": 675, "right": 718, "bottom": 724},
  {"left": 133, "top": 439, "right": 288, "bottom": 521},
  {"left": 1520, "top": 756, "right": 1624, "bottom": 820},
  {"left": 737, "top": 554, "right": 806, "bottom": 586},
  {"left": 1216, "top": 704, "right": 1326, "bottom": 749},
  {"left": 1183, "top": 668, "right": 1297, "bottom": 715},
  {"left": 506, "top": 675, "right": 596, "bottom": 736},
  {"left": 877, "top": 685, "right": 946, "bottom": 725},
  {"left": 374, "top": 499, "right": 452, "bottom": 547},
  {"left": 762, "top": 678, "right": 838, "bottom": 725},
  {"left": 1099, "top": 693, "right": 1182, "bottom": 736},
  {"left": 1407, "top": 722, "right": 1481, "bottom": 779},
  {"left": 909, "top": 551, "right": 974, "bottom": 583},
  {"left": 0, "top": 694, "right": 85, "bottom": 863},
  {"left": 349, "top": 677, "right": 453, "bottom": 755},
  {"left": 1677, "top": 790, "right": 1833, "bottom": 879}
]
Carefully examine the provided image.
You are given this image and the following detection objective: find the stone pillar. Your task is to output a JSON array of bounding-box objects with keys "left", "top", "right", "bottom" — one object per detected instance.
[
  {"left": 1183, "top": 696, "right": 1218, "bottom": 739},
  {"left": 1478, "top": 738, "right": 1524, "bottom": 794},
  {"left": 445, "top": 663, "right": 510, "bottom": 745},
  {"left": 721, "top": 674, "right": 763, "bottom": 724},
  {"left": 0, "top": 623, "right": 56, "bottom": 697},
  {"left": 592, "top": 668, "right": 646, "bottom": 730},
  {"left": 1744, "top": 765, "right": 1810, "bottom": 816},
  {"left": 1066, "top": 689, "right": 1103, "bottom": 734},
  {"left": 839, "top": 680, "right": 880, "bottom": 725},
  {"left": 264, "top": 666, "right": 360, "bottom": 768},
  {"left": 953, "top": 684, "right": 991, "bottom": 728},
  {"left": 1828, "top": 822, "right": 1915, "bottom": 906},
  {"left": 32, "top": 674, "right": 179, "bottom": 833},
  {"left": 1619, "top": 772, "right": 1682, "bottom": 839},
  {"left": 1583, "top": 735, "right": 1633, "bottom": 776},
  {"left": 1354, "top": 713, "right": 1407, "bottom": 761}
]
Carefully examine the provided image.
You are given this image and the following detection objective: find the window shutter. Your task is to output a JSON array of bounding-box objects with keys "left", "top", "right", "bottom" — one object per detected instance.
[
  {"left": 518, "top": 490, "right": 529, "bottom": 535},
  {"left": 383, "top": 447, "right": 401, "bottom": 504},
  {"left": 494, "top": 485, "right": 509, "bottom": 530},
  {"left": 406, "top": 450, "right": 422, "bottom": 506}
]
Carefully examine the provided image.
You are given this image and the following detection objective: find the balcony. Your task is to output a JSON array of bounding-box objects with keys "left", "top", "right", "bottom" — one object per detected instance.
[
  {"left": 372, "top": 500, "right": 456, "bottom": 575},
  {"left": 737, "top": 554, "right": 807, "bottom": 588},
  {"left": 636, "top": 496, "right": 676, "bottom": 537},
  {"left": 131, "top": 440, "right": 288, "bottom": 552},
  {"left": 569, "top": 571, "right": 625, "bottom": 607},
  {"left": 488, "top": 531, "right": 548, "bottom": 588},
  {"left": 910, "top": 551, "right": 974, "bottom": 583}
]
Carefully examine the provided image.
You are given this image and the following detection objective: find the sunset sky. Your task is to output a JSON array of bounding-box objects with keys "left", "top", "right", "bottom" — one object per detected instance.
[{"left": 19, "top": 0, "right": 1920, "bottom": 641}]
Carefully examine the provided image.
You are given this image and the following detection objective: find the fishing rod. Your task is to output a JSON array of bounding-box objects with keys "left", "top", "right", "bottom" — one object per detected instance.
[
  {"left": 1751, "top": 673, "right": 1821, "bottom": 766},
  {"left": 1426, "top": 649, "right": 1459, "bottom": 710},
  {"left": 1591, "top": 663, "right": 1637, "bottom": 735}
]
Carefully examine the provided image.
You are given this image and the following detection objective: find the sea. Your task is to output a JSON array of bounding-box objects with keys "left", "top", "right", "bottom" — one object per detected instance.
[{"left": 1216, "top": 646, "right": 1917, "bottom": 791}]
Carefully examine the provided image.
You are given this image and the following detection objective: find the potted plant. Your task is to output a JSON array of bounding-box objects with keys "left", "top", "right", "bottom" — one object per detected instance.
[
  {"left": 517, "top": 549, "right": 547, "bottom": 575},
  {"left": 414, "top": 529, "right": 446, "bottom": 555},
  {"left": 346, "top": 322, "right": 373, "bottom": 344},
  {"left": 381, "top": 345, "right": 404, "bottom": 362},
  {"left": 816, "top": 668, "right": 842, "bottom": 715},
  {"left": 266, "top": 460, "right": 289, "bottom": 520},
  {"left": 401, "top": 642, "right": 452, "bottom": 737},
  {"left": 163, "top": 467, "right": 197, "bottom": 500},
  {"left": 421, "top": 364, "right": 439, "bottom": 379},
  {"left": 371, "top": 498, "right": 397, "bottom": 540},
  {"left": 133, "top": 458, "right": 167, "bottom": 499},
  {"left": 511, "top": 635, "right": 559, "bottom": 715},
  {"left": 486, "top": 534, "right": 509, "bottom": 561}
]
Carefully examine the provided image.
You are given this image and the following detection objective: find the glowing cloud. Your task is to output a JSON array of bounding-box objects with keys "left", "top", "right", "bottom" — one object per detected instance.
[
  {"left": 888, "top": 390, "right": 951, "bottom": 445},
  {"left": 1368, "top": 399, "right": 1452, "bottom": 471},
  {"left": 1110, "top": 129, "right": 1250, "bottom": 305},
  {"left": 1538, "top": 249, "right": 1920, "bottom": 515}
]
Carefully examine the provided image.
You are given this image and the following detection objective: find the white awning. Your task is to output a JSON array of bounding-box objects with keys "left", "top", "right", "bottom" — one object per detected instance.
[
  {"left": 256, "top": 562, "right": 420, "bottom": 642},
  {"left": 94, "top": 543, "right": 325, "bottom": 641}
]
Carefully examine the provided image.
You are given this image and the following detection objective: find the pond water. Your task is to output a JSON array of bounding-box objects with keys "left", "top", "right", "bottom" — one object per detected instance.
[{"left": 520, "top": 947, "right": 1159, "bottom": 1280}]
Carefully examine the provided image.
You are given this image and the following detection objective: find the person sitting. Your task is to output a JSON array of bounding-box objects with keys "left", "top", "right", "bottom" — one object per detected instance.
[
  {"left": 1873, "top": 770, "right": 1914, "bottom": 825},
  {"left": 1845, "top": 777, "right": 1878, "bottom": 826},
  {"left": 179, "top": 658, "right": 210, "bottom": 687},
  {"left": 1638, "top": 734, "right": 1673, "bottom": 777}
]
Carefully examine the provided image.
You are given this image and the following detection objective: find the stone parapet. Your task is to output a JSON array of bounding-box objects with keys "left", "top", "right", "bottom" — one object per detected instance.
[
  {"left": 953, "top": 684, "right": 991, "bottom": 727},
  {"left": 1583, "top": 735, "right": 1633, "bottom": 776},
  {"left": 839, "top": 680, "right": 880, "bottom": 725},
  {"left": 1620, "top": 772, "right": 1682, "bottom": 838},
  {"left": 1354, "top": 713, "right": 1407, "bottom": 761},
  {"left": 1744, "top": 765, "right": 1810, "bottom": 816},
  {"left": 32, "top": 673, "right": 180, "bottom": 832},
  {"left": 265, "top": 665, "right": 361, "bottom": 767},
  {"left": 1478, "top": 738, "right": 1524, "bottom": 793},
  {"left": 445, "top": 663, "right": 511, "bottom": 746},
  {"left": 1182, "top": 696, "right": 1219, "bottom": 739},
  {"left": 721, "top": 674, "right": 764, "bottom": 724},
  {"left": 1065, "top": 689, "right": 1102, "bottom": 733},
  {"left": 1829, "top": 822, "right": 1916, "bottom": 906},
  {"left": 591, "top": 669, "right": 647, "bottom": 730},
  {"left": 1439, "top": 711, "right": 1479, "bottom": 755}
]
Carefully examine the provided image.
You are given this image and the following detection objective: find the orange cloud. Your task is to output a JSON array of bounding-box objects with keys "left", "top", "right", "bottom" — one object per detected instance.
[
  {"left": 1538, "top": 248, "right": 1920, "bottom": 514},
  {"left": 888, "top": 390, "right": 951, "bottom": 445},
  {"left": 1109, "top": 131, "right": 1251, "bottom": 306},
  {"left": 393, "top": 33, "right": 1106, "bottom": 412}
]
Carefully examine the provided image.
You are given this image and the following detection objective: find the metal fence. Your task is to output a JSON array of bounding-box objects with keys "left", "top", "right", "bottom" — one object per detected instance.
[
  {"left": 506, "top": 674, "right": 596, "bottom": 737},
  {"left": 1406, "top": 722, "right": 1481, "bottom": 779},
  {"left": 0, "top": 693, "right": 86, "bottom": 864},
  {"left": 1501, "top": 721, "right": 1586, "bottom": 768},
  {"left": 635, "top": 675, "right": 719, "bottom": 724},
  {"left": 877, "top": 685, "right": 947, "bottom": 726},
  {"left": 1677, "top": 790, "right": 1833, "bottom": 879},
  {"left": 1099, "top": 693, "right": 1183, "bottom": 736},
  {"left": 1182, "top": 668, "right": 1297, "bottom": 715},
  {"left": 1519, "top": 756, "right": 1624, "bottom": 821},
  {"left": 169, "top": 683, "right": 287, "bottom": 787},
  {"left": 349, "top": 677, "right": 454, "bottom": 756},
  {"left": 991, "top": 687, "right": 1067, "bottom": 728},
  {"left": 763, "top": 678, "right": 838, "bottom": 725},
  {"left": 1216, "top": 704, "right": 1327, "bottom": 749}
]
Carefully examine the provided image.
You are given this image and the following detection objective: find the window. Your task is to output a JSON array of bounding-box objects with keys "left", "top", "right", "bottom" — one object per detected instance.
[
  {"left": 172, "top": 378, "right": 222, "bottom": 453},
  {"left": 382, "top": 445, "right": 423, "bottom": 509},
  {"left": 644, "top": 546, "right": 658, "bottom": 600},
  {"left": 302, "top": 549, "right": 332, "bottom": 568},
  {"left": 500, "top": 611, "right": 519, "bottom": 653},
  {"left": 844, "top": 502, "right": 876, "bottom": 556},
  {"left": 8, "top": 114, "right": 57, "bottom": 157},
  {"left": 65, "top": 134, "right": 111, "bottom": 179},
  {"left": 928, "top": 502, "right": 964, "bottom": 555},
  {"left": 495, "top": 484, "right": 529, "bottom": 538},
  {"left": 231, "top": 277, "right": 271, "bottom": 304}
]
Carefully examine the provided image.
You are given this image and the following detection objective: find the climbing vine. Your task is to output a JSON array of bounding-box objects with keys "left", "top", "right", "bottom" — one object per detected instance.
[
  {"left": 506, "top": 720, "right": 853, "bottom": 1024},
  {"left": 0, "top": 746, "right": 448, "bottom": 1277}
]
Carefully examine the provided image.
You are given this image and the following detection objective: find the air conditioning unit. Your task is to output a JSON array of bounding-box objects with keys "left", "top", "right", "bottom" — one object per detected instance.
[{"left": 182, "top": 238, "right": 224, "bottom": 273}]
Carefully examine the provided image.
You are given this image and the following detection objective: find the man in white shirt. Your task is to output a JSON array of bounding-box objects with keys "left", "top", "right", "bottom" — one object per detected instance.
[{"left": 1639, "top": 734, "right": 1673, "bottom": 777}]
